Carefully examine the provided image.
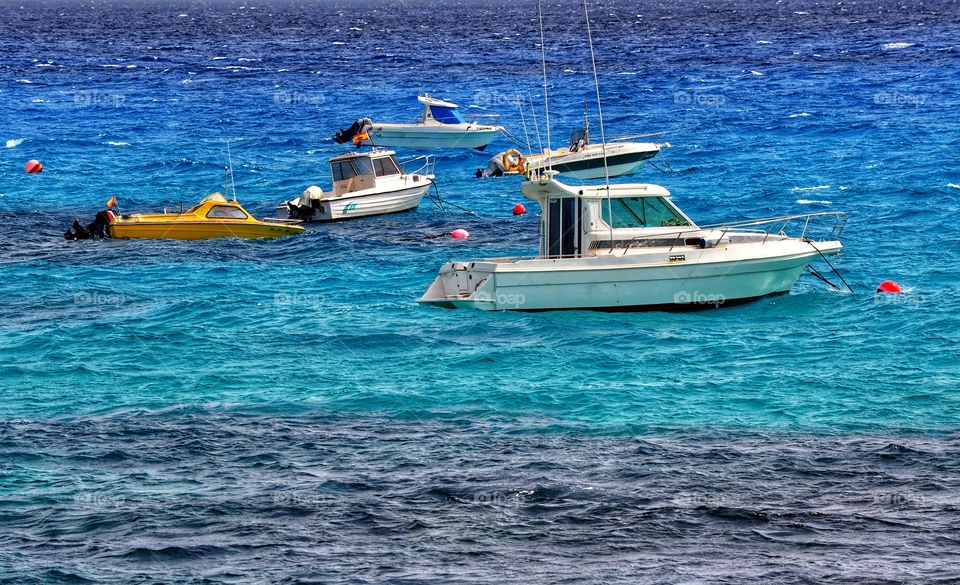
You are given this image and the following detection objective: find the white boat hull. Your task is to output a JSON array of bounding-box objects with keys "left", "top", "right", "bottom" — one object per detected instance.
[
  {"left": 419, "top": 240, "right": 842, "bottom": 311},
  {"left": 526, "top": 142, "right": 661, "bottom": 180},
  {"left": 363, "top": 123, "right": 502, "bottom": 149},
  {"left": 292, "top": 183, "right": 431, "bottom": 222}
]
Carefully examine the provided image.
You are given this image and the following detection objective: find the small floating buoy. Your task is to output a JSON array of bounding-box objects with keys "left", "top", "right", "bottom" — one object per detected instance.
[
  {"left": 451, "top": 228, "right": 469, "bottom": 239},
  {"left": 876, "top": 280, "right": 902, "bottom": 294},
  {"left": 513, "top": 203, "right": 526, "bottom": 216},
  {"left": 25, "top": 159, "right": 42, "bottom": 174}
]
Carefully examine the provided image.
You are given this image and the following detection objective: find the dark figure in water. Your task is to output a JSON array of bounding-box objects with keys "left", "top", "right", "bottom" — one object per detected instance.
[{"left": 64, "top": 210, "right": 111, "bottom": 240}]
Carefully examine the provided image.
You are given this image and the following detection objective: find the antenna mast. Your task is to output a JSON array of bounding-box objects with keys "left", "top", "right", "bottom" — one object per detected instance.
[
  {"left": 537, "top": 0, "right": 552, "bottom": 169},
  {"left": 582, "top": 0, "right": 613, "bottom": 245}
]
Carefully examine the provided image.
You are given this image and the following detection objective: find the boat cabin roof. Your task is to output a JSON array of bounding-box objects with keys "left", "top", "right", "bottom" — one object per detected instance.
[
  {"left": 329, "top": 149, "right": 398, "bottom": 163},
  {"left": 522, "top": 177, "right": 672, "bottom": 202}
]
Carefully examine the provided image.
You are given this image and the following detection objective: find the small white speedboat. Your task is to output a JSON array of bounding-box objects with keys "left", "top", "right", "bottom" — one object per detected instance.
[
  {"left": 333, "top": 94, "right": 504, "bottom": 150},
  {"left": 283, "top": 150, "right": 434, "bottom": 222},
  {"left": 483, "top": 123, "right": 664, "bottom": 180},
  {"left": 419, "top": 172, "right": 847, "bottom": 311}
]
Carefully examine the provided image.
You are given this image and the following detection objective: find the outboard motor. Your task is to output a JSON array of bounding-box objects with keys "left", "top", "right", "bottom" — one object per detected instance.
[
  {"left": 333, "top": 117, "right": 373, "bottom": 144},
  {"left": 65, "top": 210, "right": 111, "bottom": 240}
]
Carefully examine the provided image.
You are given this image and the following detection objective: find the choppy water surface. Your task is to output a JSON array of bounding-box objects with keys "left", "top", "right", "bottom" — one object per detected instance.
[{"left": 1, "top": 0, "right": 959, "bottom": 582}]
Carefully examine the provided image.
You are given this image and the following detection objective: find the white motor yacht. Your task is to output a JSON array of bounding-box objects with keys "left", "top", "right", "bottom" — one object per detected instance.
[
  {"left": 334, "top": 94, "right": 504, "bottom": 150},
  {"left": 418, "top": 172, "right": 846, "bottom": 311},
  {"left": 283, "top": 150, "right": 434, "bottom": 222}
]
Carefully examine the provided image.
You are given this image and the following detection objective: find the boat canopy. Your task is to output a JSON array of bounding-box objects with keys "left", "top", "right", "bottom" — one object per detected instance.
[{"left": 418, "top": 95, "right": 465, "bottom": 125}]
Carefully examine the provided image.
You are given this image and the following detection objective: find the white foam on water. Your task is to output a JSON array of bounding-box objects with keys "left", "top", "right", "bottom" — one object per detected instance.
[
  {"left": 237, "top": 58, "right": 259, "bottom": 62},
  {"left": 750, "top": 70, "right": 764, "bottom": 75},
  {"left": 618, "top": 72, "right": 638, "bottom": 75},
  {"left": 756, "top": 40, "right": 772, "bottom": 45},
  {"left": 212, "top": 56, "right": 226, "bottom": 60},
  {"left": 15, "top": 79, "right": 32, "bottom": 84},
  {"left": 105, "top": 141, "right": 131, "bottom": 146},
  {"left": 6, "top": 138, "right": 25, "bottom": 148},
  {"left": 31, "top": 99, "right": 47, "bottom": 103},
  {"left": 35, "top": 63, "right": 54, "bottom": 68},
  {"left": 795, "top": 199, "right": 832, "bottom": 205},
  {"left": 791, "top": 185, "right": 830, "bottom": 192},
  {"left": 789, "top": 112, "right": 812, "bottom": 118},
  {"left": 882, "top": 42, "right": 914, "bottom": 50},
  {"left": 947, "top": 183, "right": 960, "bottom": 189},
  {"left": 331, "top": 41, "right": 346, "bottom": 45}
]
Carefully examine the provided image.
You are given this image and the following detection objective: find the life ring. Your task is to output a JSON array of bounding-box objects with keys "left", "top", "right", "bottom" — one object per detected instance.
[{"left": 501, "top": 149, "right": 526, "bottom": 174}]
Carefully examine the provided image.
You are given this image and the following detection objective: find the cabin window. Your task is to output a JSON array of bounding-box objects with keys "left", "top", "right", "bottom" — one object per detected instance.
[
  {"left": 353, "top": 157, "right": 375, "bottom": 176},
  {"left": 206, "top": 205, "right": 248, "bottom": 219},
  {"left": 331, "top": 161, "right": 357, "bottom": 182},
  {"left": 600, "top": 197, "right": 688, "bottom": 228},
  {"left": 373, "top": 156, "right": 402, "bottom": 177}
]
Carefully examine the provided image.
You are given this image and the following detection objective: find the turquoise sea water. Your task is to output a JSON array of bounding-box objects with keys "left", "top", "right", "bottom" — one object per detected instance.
[{"left": 2, "top": 0, "right": 960, "bottom": 581}]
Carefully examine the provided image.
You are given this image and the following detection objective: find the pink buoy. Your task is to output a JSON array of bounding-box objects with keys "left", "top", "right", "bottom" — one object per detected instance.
[
  {"left": 450, "top": 228, "right": 469, "bottom": 239},
  {"left": 876, "top": 280, "right": 902, "bottom": 294},
  {"left": 512, "top": 203, "right": 526, "bottom": 216},
  {"left": 25, "top": 159, "right": 43, "bottom": 174}
]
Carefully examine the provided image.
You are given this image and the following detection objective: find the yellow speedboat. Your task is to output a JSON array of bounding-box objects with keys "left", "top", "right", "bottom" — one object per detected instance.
[{"left": 107, "top": 193, "right": 305, "bottom": 240}]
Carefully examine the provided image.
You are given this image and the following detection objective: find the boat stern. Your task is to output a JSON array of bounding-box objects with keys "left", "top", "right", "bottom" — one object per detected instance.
[{"left": 417, "top": 261, "right": 502, "bottom": 310}]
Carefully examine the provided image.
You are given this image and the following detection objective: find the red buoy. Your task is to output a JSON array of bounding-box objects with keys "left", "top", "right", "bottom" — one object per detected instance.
[
  {"left": 450, "top": 228, "right": 469, "bottom": 239},
  {"left": 25, "top": 159, "right": 43, "bottom": 174},
  {"left": 512, "top": 203, "right": 527, "bottom": 216},
  {"left": 876, "top": 280, "right": 901, "bottom": 294}
]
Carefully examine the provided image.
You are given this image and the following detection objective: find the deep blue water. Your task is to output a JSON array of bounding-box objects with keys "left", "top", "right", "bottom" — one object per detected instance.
[{"left": 2, "top": 0, "right": 960, "bottom": 582}]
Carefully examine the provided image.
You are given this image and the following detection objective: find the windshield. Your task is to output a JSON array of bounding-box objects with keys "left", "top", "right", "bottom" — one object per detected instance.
[{"left": 600, "top": 197, "right": 688, "bottom": 228}]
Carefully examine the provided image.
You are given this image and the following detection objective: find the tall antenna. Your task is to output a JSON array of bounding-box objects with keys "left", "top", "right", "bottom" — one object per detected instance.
[
  {"left": 528, "top": 93, "right": 543, "bottom": 153},
  {"left": 582, "top": 0, "right": 613, "bottom": 245},
  {"left": 226, "top": 140, "right": 238, "bottom": 202},
  {"left": 517, "top": 96, "right": 532, "bottom": 153},
  {"left": 537, "top": 0, "right": 552, "bottom": 169}
]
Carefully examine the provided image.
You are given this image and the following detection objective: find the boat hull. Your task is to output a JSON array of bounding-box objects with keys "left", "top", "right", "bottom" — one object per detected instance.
[
  {"left": 527, "top": 143, "right": 660, "bottom": 180},
  {"left": 296, "top": 183, "right": 431, "bottom": 222},
  {"left": 108, "top": 221, "right": 304, "bottom": 240},
  {"left": 419, "top": 241, "right": 842, "bottom": 311},
  {"left": 363, "top": 124, "right": 501, "bottom": 149}
]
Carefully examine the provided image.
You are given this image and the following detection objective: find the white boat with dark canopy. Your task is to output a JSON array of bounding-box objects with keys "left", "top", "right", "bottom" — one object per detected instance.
[
  {"left": 333, "top": 94, "right": 504, "bottom": 150},
  {"left": 283, "top": 150, "right": 434, "bottom": 222},
  {"left": 418, "top": 172, "right": 847, "bottom": 311},
  {"left": 482, "top": 121, "right": 665, "bottom": 180}
]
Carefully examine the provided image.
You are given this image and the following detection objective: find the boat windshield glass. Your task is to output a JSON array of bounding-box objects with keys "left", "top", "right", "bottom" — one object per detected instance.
[
  {"left": 332, "top": 160, "right": 357, "bottom": 181},
  {"left": 373, "top": 156, "right": 402, "bottom": 177},
  {"left": 206, "top": 205, "right": 248, "bottom": 219},
  {"left": 353, "top": 157, "right": 375, "bottom": 176},
  {"left": 601, "top": 197, "right": 688, "bottom": 228}
]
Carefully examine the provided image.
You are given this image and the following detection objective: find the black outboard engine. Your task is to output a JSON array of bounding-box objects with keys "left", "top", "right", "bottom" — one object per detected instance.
[
  {"left": 333, "top": 117, "right": 373, "bottom": 144},
  {"left": 65, "top": 210, "right": 111, "bottom": 240}
]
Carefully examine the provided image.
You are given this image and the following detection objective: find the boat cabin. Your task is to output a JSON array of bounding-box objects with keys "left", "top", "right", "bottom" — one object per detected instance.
[
  {"left": 329, "top": 150, "right": 406, "bottom": 196},
  {"left": 418, "top": 94, "right": 466, "bottom": 125},
  {"left": 521, "top": 179, "right": 699, "bottom": 258}
]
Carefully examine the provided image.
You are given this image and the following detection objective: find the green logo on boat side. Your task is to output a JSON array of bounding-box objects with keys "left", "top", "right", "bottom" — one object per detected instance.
[{"left": 343, "top": 202, "right": 358, "bottom": 214}]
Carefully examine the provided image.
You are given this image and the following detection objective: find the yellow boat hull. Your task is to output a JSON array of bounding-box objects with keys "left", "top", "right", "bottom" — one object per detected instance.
[{"left": 108, "top": 221, "right": 304, "bottom": 240}]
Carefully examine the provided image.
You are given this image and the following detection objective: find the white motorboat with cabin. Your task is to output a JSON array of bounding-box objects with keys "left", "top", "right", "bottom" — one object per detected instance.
[
  {"left": 418, "top": 172, "right": 846, "bottom": 311},
  {"left": 333, "top": 94, "right": 505, "bottom": 150},
  {"left": 283, "top": 149, "right": 434, "bottom": 222},
  {"left": 482, "top": 119, "right": 665, "bottom": 180}
]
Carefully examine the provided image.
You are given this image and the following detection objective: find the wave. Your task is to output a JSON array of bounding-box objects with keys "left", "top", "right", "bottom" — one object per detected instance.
[
  {"left": 749, "top": 70, "right": 764, "bottom": 76},
  {"left": 105, "top": 141, "right": 131, "bottom": 147},
  {"left": 882, "top": 42, "right": 915, "bottom": 50},
  {"left": 6, "top": 138, "right": 25, "bottom": 148},
  {"left": 795, "top": 199, "right": 832, "bottom": 205},
  {"left": 791, "top": 185, "right": 830, "bottom": 192},
  {"left": 789, "top": 112, "right": 812, "bottom": 118},
  {"left": 756, "top": 40, "right": 772, "bottom": 45},
  {"left": 15, "top": 79, "right": 32, "bottom": 84},
  {"left": 947, "top": 183, "right": 960, "bottom": 189}
]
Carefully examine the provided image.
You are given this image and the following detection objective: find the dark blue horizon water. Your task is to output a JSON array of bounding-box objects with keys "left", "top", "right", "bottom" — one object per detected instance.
[{"left": 2, "top": 0, "right": 960, "bottom": 582}]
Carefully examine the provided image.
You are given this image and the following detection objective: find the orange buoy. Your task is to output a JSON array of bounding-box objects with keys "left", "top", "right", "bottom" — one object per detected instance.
[
  {"left": 876, "top": 280, "right": 901, "bottom": 294},
  {"left": 451, "top": 228, "right": 469, "bottom": 239},
  {"left": 512, "top": 203, "right": 526, "bottom": 216},
  {"left": 25, "top": 160, "right": 43, "bottom": 174}
]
